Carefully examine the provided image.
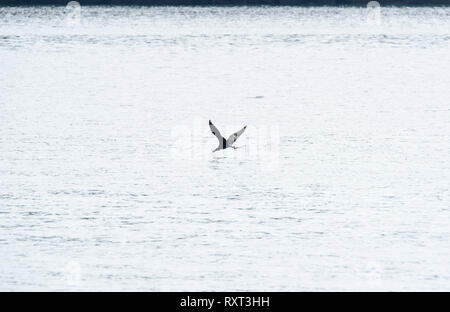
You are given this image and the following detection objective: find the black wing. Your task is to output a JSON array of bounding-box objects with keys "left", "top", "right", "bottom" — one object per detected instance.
[
  {"left": 209, "top": 120, "right": 223, "bottom": 142},
  {"left": 227, "top": 125, "right": 247, "bottom": 146}
]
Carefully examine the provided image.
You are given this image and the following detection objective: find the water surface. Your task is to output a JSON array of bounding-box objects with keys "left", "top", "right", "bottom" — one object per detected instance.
[{"left": 0, "top": 6, "right": 449, "bottom": 291}]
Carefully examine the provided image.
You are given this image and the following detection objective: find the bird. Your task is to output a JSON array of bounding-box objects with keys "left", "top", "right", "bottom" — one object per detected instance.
[{"left": 209, "top": 120, "right": 247, "bottom": 152}]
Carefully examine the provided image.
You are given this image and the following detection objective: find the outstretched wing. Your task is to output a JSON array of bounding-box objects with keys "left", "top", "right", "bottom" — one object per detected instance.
[
  {"left": 209, "top": 120, "right": 223, "bottom": 142},
  {"left": 227, "top": 125, "right": 247, "bottom": 146}
]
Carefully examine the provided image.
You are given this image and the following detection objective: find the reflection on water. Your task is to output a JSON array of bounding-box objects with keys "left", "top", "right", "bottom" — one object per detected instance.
[{"left": 0, "top": 6, "right": 449, "bottom": 291}]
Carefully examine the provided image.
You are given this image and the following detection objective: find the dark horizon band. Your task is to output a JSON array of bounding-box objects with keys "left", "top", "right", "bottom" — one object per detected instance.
[{"left": 1, "top": 1, "right": 449, "bottom": 7}]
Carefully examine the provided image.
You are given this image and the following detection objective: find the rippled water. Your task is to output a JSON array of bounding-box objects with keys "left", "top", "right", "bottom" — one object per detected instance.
[{"left": 0, "top": 6, "right": 449, "bottom": 291}]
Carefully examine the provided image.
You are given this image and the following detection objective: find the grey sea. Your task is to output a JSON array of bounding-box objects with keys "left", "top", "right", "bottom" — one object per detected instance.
[{"left": 0, "top": 5, "right": 449, "bottom": 291}]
